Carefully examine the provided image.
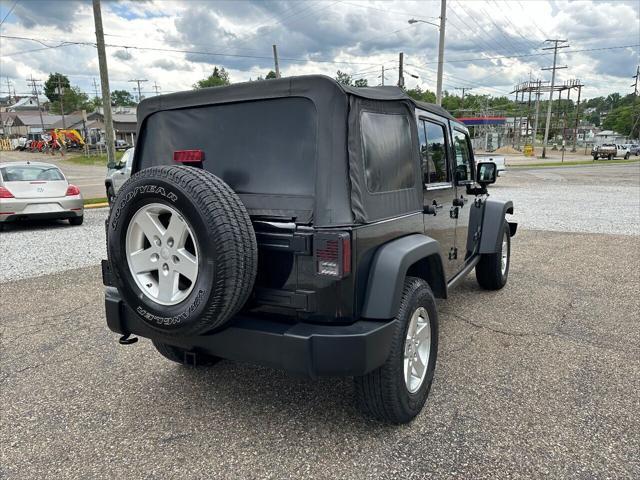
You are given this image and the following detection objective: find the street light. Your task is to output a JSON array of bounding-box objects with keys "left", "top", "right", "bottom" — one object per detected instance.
[
  {"left": 408, "top": 0, "right": 447, "bottom": 105},
  {"left": 408, "top": 18, "right": 440, "bottom": 28}
]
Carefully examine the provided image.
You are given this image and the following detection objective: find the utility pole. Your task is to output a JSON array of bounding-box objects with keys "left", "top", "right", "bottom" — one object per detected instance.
[
  {"left": 272, "top": 44, "right": 281, "bottom": 79},
  {"left": 92, "top": 77, "right": 100, "bottom": 99},
  {"left": 532, "top": 82, "right": 541, "bottom": 147},
  {"left": 128, "top": 79, "right": 148, "bottom": 103},
  {"left": 541, "top": 39, "right": 569, "bottom": 158},
  {"left": 92, "top": 0, "right": 116, "bottom": 168},
  {"left": 398, "top": 52, "right": 404, "bottom": 88},
  {"left": 454, "top": 87, "right": 472, "bottom": 108},
  {"left": 632, "top": 66, "right": 639, "bottom": 96},
  {"left": 153, "top": 81, "right": 161, "bottom": 96},
  {"left": 436, "top": 0, "right": 447, "bottom": 105},
  {"left": 381, "top": 65, "right": 385, "bottom": 86},
  {"left": 571, "top": 82, "right": 582, "bottom": 152},
  {"left": 5, "top": 78, "right": 13, "bottom": 103},
  {"left": 26, "top": 75, "right": 45, "bottom": 134},
  {"left": 57, "top": 75, "right": 66, "bottom": 129}
]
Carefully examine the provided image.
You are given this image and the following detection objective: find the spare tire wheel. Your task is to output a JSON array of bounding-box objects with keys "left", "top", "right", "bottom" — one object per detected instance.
[{"left": 107, "top": 165, "right": 257, "bottom": 336}]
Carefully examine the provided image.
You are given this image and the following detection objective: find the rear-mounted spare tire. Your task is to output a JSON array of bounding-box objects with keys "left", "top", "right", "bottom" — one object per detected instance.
[{"left": 107, "top": 165, "right": 257, "bottom": 336}]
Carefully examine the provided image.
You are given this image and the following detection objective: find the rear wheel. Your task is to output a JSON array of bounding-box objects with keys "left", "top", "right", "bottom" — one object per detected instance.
[
  {"left": 476, "top": 221, "right": 510, "bottom": 290},
  {"left": 153, "top": 341, "right": 220, "bottom": 367},
  {"left": 354, "top": 277, "right": 438, "bottom": 424},
  {"left": 608, "top": 154, "right": 613, "bottom": 160},
  {"left": 69, "top": 215, "right": 83, "bottom": 226}
]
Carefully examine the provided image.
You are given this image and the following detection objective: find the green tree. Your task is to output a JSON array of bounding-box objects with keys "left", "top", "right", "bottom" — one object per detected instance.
[
  {"left": 44, "top": 73, "right": 71, "bottom": 103},
  {"left": 335, "top": 70, "right": 352, "bottom": 86},
  {"left": 265, "top": 70, "right": 277, "bottom": 79},
  {"left": 354, "top": 78, "right": 368, "bottom": 87},
  {"left": 193, "top": 66, "right": 230, "bottom": 89},
  {"left": 49, "top": 86, "right": 91, "bottom": 114},
  {"left": 406, "top": 85, "right": 436, "bottom": 103},
  {"left": 111, "top": 90, "right": 136, "bottom": 107}
]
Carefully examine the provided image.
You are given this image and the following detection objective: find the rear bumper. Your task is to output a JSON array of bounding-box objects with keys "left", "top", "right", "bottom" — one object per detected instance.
[
  {"left": 104, "top": 287, "right": 396, "bottom": 378},
  {"left": 0, "top": 196, "right": 83, "bottom": 222}
]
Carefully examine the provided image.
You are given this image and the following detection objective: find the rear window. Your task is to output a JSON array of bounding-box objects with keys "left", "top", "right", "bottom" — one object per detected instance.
[
  {"left": 138, "top": 97, "right": 317, "bottom": 198},
  {"left": 361, "top": 112, "right": 414, "bottom": 193},
  {"left": 0, "top": 165, "right": 64, "bottom": 182}
]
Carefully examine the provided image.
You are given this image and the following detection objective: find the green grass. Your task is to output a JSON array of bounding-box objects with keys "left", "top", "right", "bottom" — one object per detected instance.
[
  {"left": 65, "top": 151, "right": 124, "bottom": 166},
  {"left": 510, "top": 158, "right": 640, "bottom": 168},
  {"left": 84, "top": 197, "right": 108, "bottom": 206}
]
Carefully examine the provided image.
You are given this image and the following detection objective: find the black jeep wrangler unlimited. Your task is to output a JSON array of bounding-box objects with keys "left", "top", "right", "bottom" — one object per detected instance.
[{"left": 103, "top": 75, "right": 516, "bottom": 424}]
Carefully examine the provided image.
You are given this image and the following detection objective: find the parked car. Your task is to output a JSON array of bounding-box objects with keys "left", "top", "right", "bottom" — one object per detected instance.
[
  {"left": 591, "top": 144, "right": 630, "bottom": 160},
  {"left": 0, "top": 161, "right": 83, "bottom": 229},
  {"left": 102, "top": 75, "right": 516, "bottom": 424},
  {"left": 105, "top": 147, "right": 134, "bottom": 205},
  {"left": 475, "top": 154, "right": 506, "bottom": 177},
  {"left": 115, "top": 139, "right": 130, "bottom": 151},
  {"left": 623, "top": 144, "right": 639, "bottom": 156}
]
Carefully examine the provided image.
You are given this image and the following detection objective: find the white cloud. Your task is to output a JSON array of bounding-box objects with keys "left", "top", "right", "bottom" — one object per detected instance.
[{"left": 0, "top": 0, "right": 637, "bottom": 100}]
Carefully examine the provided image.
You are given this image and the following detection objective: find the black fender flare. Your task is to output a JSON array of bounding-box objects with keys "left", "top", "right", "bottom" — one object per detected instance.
[
  {"left": 361, "top": 234, "right": 446, "bottom": 320},
  {"left": 479, "top": 198, "right": 515, "bottom": 254}
]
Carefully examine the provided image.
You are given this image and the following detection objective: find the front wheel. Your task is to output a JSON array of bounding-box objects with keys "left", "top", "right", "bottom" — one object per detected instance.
[
  {"left": 354, "top": 277, "right": 439, "bottom": 424},
  {"left": 476, "top": 221, "right": 510, "bottom": 290},
  {"left": 624, "top": 152, "right": 630, "bottom": 159}
]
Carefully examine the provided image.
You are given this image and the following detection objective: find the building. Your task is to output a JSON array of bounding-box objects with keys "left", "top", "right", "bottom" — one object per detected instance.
[
  {"left": 51, "top": 111, "right": 137, "bottom": 145},
  {"left": 594, "top": 130, "right": 628, "bottom": 145},
  {"left": 7, "top": 95, "right": 49, "bottom": 112},
  {"left": 1, "top": 112, "right": 62, "bottom": 137}
]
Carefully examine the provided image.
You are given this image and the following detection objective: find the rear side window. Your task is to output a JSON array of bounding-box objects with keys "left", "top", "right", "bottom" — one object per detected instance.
[
  {"left": 0, "top": 165, "right": 64, "bottom": 182},
  {"left": 361, "top": 112, "right": 414, "bottom": 193}
]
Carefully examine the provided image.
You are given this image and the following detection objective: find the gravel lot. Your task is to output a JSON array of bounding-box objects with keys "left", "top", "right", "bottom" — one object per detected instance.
[
  {"left": 491, "top": 163, "right": 640, "bottom": 236},
  {"left": 0, "top": 209, "right": 107, "bottom": 283},
  {"left": 1, "top": 162, "right": 639, "bottom": 479}
]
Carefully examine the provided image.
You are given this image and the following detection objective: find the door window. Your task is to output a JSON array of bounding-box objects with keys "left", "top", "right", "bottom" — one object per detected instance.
[
  {"left": 419, "top": 120, "right": 449, "bottom": 185},
  {"left": 453, "top": 130, "right": 473, "bottom": 183}
]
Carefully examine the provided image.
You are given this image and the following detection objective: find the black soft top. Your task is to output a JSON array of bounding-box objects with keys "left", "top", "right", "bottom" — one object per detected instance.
[
  {"left": 138, "top": 75, "right": 454, "bottom": 125},
  {"left": 135, "top": 75, "right": 455, "bottom": 226}
]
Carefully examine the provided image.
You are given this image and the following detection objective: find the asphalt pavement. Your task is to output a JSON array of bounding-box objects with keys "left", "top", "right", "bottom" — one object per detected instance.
[{"left": 1, "top": 163, "right": 639, "bottom": 479}]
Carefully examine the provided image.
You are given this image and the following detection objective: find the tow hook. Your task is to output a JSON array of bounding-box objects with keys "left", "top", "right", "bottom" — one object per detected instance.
[{"left": 118, "top": 333, "right": 138, "bottom": 345}]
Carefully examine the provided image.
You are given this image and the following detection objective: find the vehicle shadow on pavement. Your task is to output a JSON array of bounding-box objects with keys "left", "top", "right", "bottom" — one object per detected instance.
[{"left": 143, "top": 353, "right": 402, "bottom": 433}]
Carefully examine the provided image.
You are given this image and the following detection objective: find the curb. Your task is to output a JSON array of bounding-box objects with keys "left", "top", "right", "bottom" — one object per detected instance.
[{"left": 84, "top": 202, "right": 109, "bottom": 209}]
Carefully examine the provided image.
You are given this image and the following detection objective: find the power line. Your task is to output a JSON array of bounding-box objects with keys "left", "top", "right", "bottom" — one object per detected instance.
[{"left": 0, "top": 0, "right": 18, "bottom": 27}]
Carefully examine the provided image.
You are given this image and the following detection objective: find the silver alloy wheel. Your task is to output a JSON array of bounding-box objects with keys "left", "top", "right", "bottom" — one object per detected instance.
[
  {"left": 500, "top": 230, "right": 509, "bottom": 276},
  {"left": 125, "top": 203, "right": 199, "bottom": 306},
  {"left": 403, "top": 306, "right": 431, "bottom": 394}
]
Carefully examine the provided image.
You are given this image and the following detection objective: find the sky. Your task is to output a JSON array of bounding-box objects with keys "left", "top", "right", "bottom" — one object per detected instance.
[{"left": 0, "top": 0, "right": 638, "bottom": 104}]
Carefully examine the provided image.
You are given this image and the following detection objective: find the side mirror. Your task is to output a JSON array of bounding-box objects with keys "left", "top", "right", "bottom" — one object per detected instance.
[{"left": 476, "top": 161, "right": 497, "bottom": 186}]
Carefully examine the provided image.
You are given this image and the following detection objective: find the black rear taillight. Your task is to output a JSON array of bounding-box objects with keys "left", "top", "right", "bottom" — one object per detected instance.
[{"left": 314, "top": 232, "right": 351, "bottom": 278}]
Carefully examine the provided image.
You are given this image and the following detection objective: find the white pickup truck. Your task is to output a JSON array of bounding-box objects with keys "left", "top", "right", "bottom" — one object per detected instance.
[
  {"left": 591, "top": 144, "right": 630, "bottom": 160},
  {"left": 475, "top": 154, "right": 506, "bottom": 178}
]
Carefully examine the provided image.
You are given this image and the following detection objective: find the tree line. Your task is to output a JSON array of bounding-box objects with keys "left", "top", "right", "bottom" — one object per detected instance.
[{"left": 37, "top": 69, "right": 639, "bottom": 139}]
